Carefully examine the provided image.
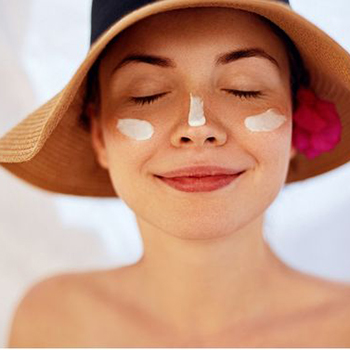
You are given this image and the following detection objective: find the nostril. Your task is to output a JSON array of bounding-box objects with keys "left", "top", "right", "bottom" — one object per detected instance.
[
  {"left": 207, "top": 137, "right": 215, "bottom": 142},
  {"left": 181, "top": 137, "right": 191, "bottom": 143}
]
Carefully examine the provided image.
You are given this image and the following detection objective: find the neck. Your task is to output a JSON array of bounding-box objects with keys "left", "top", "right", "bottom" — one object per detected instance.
[{"left": 131, "top": 213, "right": 298, "bottom": 337}]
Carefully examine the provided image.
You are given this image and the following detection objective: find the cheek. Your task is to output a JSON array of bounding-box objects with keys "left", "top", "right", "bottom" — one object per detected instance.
[
  {"left": 244, "top": 108, "right": 287, "bottom": 132},
  {"left": 240, "top": 119, "right": 292, "bottom": 204},
  {"left": 103, "top": 101, "right": 163, "bottom": 142},
  {"left": 110, "top": 117, "right": 164, "bottom": 196},
  {"left": 102, "top": 136, "right": 147, "bottom": 203},
  {"left": 241, "top": 109, "right": 292, "bottom": 172},
  {"left": 102, "top": 117, "right": 158, "bottom": 195},
  {"left": 116, "top": 118, "right": 154, "bottom": 140}
]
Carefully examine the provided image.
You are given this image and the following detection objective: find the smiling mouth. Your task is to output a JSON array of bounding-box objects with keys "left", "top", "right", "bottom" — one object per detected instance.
[{"left": 155, "top": 171, "right": 245, "bottom": 192}]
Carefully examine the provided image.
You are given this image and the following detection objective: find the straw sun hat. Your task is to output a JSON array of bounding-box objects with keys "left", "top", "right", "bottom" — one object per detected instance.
[{"left": 1, "top": 0, "right": 350, "bottom": 197}]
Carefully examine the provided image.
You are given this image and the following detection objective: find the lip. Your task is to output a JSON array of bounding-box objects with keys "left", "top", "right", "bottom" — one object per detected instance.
[
  {"left": 155, "top": 171, "right": 245, "bottom": 193},
  {"left": 155, "top": 165, "right": 245, "bottom": 178}
]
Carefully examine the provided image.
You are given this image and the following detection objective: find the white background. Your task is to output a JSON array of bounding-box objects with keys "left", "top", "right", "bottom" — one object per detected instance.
[{"left": 1, "top": 0, "right": 350, "bottom": 347}]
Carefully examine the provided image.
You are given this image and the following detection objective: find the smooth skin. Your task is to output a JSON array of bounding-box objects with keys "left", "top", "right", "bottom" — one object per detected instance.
[{"left": 8, "top": 7, "right": 350, "bottom": 347}]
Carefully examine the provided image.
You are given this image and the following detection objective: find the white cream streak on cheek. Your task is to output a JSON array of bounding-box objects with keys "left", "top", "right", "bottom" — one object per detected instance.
[
  {"left": 188, "top": 93, "right": 206, "bottom": 126},
  {"left": 116, "top": 118, "right": 154, "bottom": 140},
  {"left": 244, "top": 108, "right": 287, "bottom": 132}
]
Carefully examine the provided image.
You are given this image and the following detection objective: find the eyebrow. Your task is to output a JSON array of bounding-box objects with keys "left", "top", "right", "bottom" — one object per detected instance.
[{"left": 111, "top": 47, "right": 280, "bottom": 75}]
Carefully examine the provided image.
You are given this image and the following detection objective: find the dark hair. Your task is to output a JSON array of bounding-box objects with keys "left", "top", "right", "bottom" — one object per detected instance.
[
  {"left": 261, "top": 16, "right": 310, "bottom": 107},
  {"left": 79, "top": 14, "right": 310, "bottom": 132}
]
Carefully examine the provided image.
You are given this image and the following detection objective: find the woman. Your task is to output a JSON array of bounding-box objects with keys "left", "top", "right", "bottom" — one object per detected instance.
[{"left": 3, "top": 0, "right": 350, "bottom": 347}]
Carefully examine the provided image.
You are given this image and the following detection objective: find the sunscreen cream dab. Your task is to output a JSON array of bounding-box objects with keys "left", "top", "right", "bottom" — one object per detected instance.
[
  {"left": 188, "top": 93, "right": 206, "bottom": 126},
  {"left": 244, "top": 108, "right": 287, "bottom": 132},
  {"left": 116, "top": 93, "right": 208, "bottom": 140},
  {"left": 116, "top": 118, "right": 154, "bottom": 140}
]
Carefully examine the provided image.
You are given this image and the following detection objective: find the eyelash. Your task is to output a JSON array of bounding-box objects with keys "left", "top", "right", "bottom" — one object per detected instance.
[
  {"left": 131, "top": 90, "right": 262, "bottom": 106},
  {"left": 131, "top": 92, "right": 168, "bottom": 106}
]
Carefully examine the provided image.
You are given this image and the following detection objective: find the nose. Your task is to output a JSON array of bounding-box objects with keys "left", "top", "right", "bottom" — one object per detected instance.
[
  {"left": 170, "top": 94, "right": 227, "bottom": 147},
  {"left": 171, "top": 124, "right": 227, "bottom": 147}
]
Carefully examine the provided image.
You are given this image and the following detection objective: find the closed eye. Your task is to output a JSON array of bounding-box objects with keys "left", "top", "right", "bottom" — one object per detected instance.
[
  {"left": 223, "top": 89, "right": 263, "bottom": 99},
  {"left": 131, "top": 92, "right": 168, "bottom": 106},
  {"left": 130, "top": 89, "right": 262, "bottom": 106}
]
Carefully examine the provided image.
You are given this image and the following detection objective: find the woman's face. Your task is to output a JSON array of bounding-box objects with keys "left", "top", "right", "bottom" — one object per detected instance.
[{"left": 89, "top": 7, "right": 297, "bottom": 239}]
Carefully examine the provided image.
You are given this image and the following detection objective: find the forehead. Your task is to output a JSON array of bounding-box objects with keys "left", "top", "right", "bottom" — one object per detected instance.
[{"left": 100, "top": 7, "right": 289, "bottom": 76}]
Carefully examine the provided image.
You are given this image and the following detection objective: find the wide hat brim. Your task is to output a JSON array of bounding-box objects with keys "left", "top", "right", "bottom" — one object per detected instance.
[{"left": 1, "top": 0, "right": 350, "bottom": 197}]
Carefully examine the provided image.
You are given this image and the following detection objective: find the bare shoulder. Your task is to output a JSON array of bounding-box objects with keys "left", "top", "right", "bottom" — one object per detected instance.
[
  {"left": 300, "top": 275, "right": 350, "bottom": 346},
  {"left": 7, "top": 272, "right": 87, "bottom": 347},
  {"left": 319, "top": 281, "right": 350, "bottom": 346},
  {"left": 328, "top": 281, "right": 350, "bottom": 342},
  {"left": 6, "top": 268, "right": 138, "bottom": 347}
]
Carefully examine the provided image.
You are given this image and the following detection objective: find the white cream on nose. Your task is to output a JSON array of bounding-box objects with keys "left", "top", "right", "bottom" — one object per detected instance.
[
  {"left": 116, "top": 118, "right": 154, "bottom": 140},
  {"left": 188, "top": 93, "right": 206, "bottom": 126},
  {"left": 244, "top": 108, "right": 287, "bottom": 132}
]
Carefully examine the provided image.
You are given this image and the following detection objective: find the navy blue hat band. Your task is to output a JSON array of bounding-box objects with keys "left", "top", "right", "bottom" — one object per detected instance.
[{"left": 90, "top": 0, "right": 291, "bottom": 46}]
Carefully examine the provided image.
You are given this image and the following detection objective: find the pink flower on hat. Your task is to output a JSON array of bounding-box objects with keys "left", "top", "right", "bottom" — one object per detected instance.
[{"left": 292, "top": 87, "right": 342, "bottom": 159}]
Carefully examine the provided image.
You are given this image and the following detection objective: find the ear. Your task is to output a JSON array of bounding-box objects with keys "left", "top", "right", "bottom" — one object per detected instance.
[
  {"left": 290, "top": 145, "right": 297, "bottom": 160},
  {"left": 86, "top": 103, "right": 109, "bottom": 170}
]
